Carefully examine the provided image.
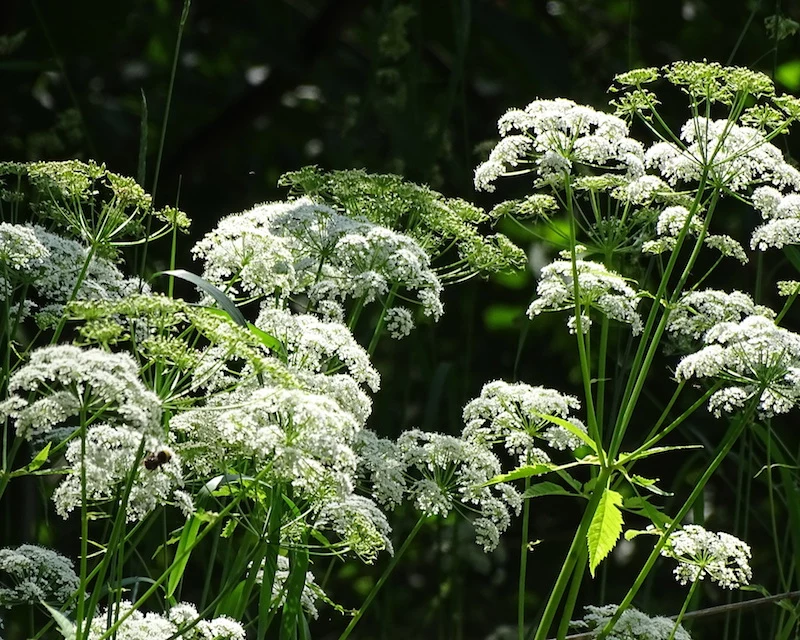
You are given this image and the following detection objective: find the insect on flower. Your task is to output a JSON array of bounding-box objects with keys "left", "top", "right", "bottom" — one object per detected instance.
[{"left": 143, "top": 449, "right": 172, "bottom": 470}]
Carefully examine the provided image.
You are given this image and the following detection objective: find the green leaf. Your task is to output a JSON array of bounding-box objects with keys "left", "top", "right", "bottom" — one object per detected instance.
[
  {"left": 167, "top": 513, "right": 202, "bottom": 597},
  {"left": 587, "top": 488, "right": 623, "bottom": 577},
  {"left": 41, "top": 602, "right": 75, "bottom": 639},
  {"left": 9, "top": 442, "right": 52, "bottom": 477},
  {"left": 522, "top": 481, "right": 576, "bottom": 499},
  {"left": 485, "top": 456, "right": 599, "bottom": 486},
  {"left": 629, "top": 474, "right": 673, "bottom": 496},
  {"left": 617, "top": 444, "right": 701, "bottom": 465},
  {"left": 280, "top": 542, "right": 310, "bottom": 640},
  {"left": 155, "top": 269, "right": 247, "bottom": 327},
  {"left": 530, "top": 410, "right": 598, "bottom": 453}
]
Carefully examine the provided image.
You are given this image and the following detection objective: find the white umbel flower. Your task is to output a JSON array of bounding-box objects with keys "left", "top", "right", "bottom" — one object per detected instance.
[
  {"left": 675, "top": 315, "right": 800, "bottom": 417},
  {"left": 475, "top": 99, "right": 645, "bottom": 191},
  {"left": 527, "top": 260, "right": 642, "bottom": 334},
  {"left": 0, "top": 345, "right": 161, "bottom": 440},
  {"left": 661, "top": 525, "right": 752, "bottom": 589},
  {"left": 0, "top": 545, "right": 78, "bottom": 607},
  {"left": 52, "top": 424, "right": 182, "bottom": 522},
  {"left": 570, "top": 604, "right": 692, "bottom": 640},
  {"left": 667, "top": 290, "right": 775, "bottom": 341},
  {"left": 462, "top": 380, "right": 585, "bottom": 465}
]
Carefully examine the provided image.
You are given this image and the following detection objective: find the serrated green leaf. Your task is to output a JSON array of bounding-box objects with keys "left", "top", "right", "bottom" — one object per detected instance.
[
  {"left": 522, "top": 481, "right": 576, "bottom": 499},
  {"left": 588, "top": 488, "right": 623, "bottom": 577}
]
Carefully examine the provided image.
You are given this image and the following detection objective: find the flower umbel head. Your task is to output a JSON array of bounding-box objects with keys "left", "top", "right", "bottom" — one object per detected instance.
[
  {"left": 570, "top": 604, "right": 692, "bottom": 640},
  {"left": 0, "top": 345, "right": 161, "bottom": 441},
  {"left": 675, "top": 315, "right": 800, "bottom": 417},
  {"left": 527, "top": 260, "right": 642, "bottom": 334},
  {"left": 661, "top": 524, "right": 752, "bottom": 589},
  {"left": 0, "top": 545, "right": 78, "bottom": 608}
]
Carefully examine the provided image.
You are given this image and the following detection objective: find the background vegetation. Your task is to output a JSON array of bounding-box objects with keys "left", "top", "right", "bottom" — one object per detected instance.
[{"left": 3, "top": 1, "right": 800, "bottom": 637}]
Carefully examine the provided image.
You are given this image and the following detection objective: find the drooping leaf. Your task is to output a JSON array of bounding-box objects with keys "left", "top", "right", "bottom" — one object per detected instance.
[
  {"left": 41, "top": 602, "right": 75, "bottom": 639},
  {"left": 522, "top": 481, "right": 577, "bottom": 499},
  {"left": 588, "top": 488, "right": 623, "bottom": 577}
]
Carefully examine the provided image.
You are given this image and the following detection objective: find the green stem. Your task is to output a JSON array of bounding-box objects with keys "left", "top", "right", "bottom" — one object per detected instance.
[
  {"left": 668, "top": 579, "right": 701, "bottom": 640},
  {"left": 531, "top": 469, "right": 611, "bottom": 640},
  {"left": 557, "top": 543, "right": 588, "bottom": 639},
  {"left": 518, "top": 477, "right": 532, "bottom": 640},
  {"left": 338, "top": 516, "right": 427, "bottom": 640},
  {"left": 596, "top": 403, "right": 754, "bottom": 639}
]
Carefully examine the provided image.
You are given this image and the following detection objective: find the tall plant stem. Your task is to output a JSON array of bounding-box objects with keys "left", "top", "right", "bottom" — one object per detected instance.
[
  {"left": 531, "top": 469, "right": 611, "bottom": 640},
  {"left": 338, "top": 516, "right": 427, "bottom": 640},
  {"left": 518, "top": 477, "right": 532, "bottom": 640},
  {"left": 596, "top": 403, "right": 755, "bottom": 639},
  {"left": 668, "top": 578, "right": 701, "bottom": 640}
]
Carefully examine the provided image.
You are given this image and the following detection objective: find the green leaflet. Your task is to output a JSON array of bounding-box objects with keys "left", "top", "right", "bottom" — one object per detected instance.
[{"left": 587, "top": 487, "right": 623, "bottom": 577}]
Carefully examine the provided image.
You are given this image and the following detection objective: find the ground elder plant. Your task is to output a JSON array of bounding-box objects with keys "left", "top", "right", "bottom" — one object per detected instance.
[{"left": 3, "top": 60, "right": 800, "bottom": 640}]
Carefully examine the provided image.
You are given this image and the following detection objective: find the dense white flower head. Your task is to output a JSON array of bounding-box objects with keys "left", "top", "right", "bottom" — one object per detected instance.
[
  {"left": 613, "top": 175, "right": 678, "bottom": 205},
  {"left": 0, "top": 224, "right": 144, "bottom": 325},
  {"left": 645, "top": 118, "right": 800, "bottom": 192},
  {"left": 675, "top": 315, "right": 800, "bottom": 417},
  {"left": 527, "top": 260, "right": 642, "bottom": 334},
  {"left": 193, "top": 197, "right": 443, "bottom": 320},
  {"left": 0, "top": 545, "right": 78, "bottom": 607},
  {"left": 170, "top": 386, "right": 360, "bottom": 501},
  {"left": 475, "top": 99, "right": 645, "bottom": 191},
  {"left": 384, "top": 306, "right": 415, "bottom": 339},
  {"left": 85, "top": 601, "right": 244, "bottom": 640},
  {"left": 53, "top": 424, "right": 183, "bottom": 522},
  {"left": 0, "top": 345, "right": 161, "bottom": 440},
  {"left": 395, "top": 429, "right": 522, "bottom": 551},
  {"left": 314, "top": 494, "right": 394, "bottom": 562},
  {"left": 570, "top": 604, "right": 692, "bottom": 640},
  {"left": 0, "top": 223, "right": 48, "bottom": 271},
  {"left": 462, "top": 380, "right": 585, "bottom": 466},
  {"left": 256, "top": 306, "right": 379, "bottom": 391},
  {"left": 661, "top": 525, "right": 752, "bottom": 589},
  {"left": 667, "top": 290, "right": 775, "bottom": 341},
  {"left": 751, "top": 186, "right": 800, "bottom": 250},
  {"left": 256, "top": 554, "right": 325, "bottom": 618}
]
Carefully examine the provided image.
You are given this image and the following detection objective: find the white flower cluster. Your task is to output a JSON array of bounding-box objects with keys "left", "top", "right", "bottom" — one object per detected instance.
[
  {"left": 527, "top": 260, "right": 642, "bottom": 334},
  {"left": 256, "top": 306, "right": 380, "bottom": 391},
  {"left": 53, "top": 424, "right": 183, "bottom": 521},
  {"left": 256, "top": 554, "right": 325, "bottom": 619},
  {"left": 570, "top": 604, "right": 692, "bottom": 640},
  {"left": 646, "top": 118, "right": 800, "bottom": 192},
  {"left": 0, "top": 224, "right": 144, "bottom": 325},
  {"left": 751, "top": 186, "right": 800, "bottom": 250},
  {"left": 357, "top": 428, "right": 521, "bottom": 552},
  {"left": 384, "top": 306, "right": 415, "bottom": 339},
  {"left": 193, "top": 197, "right": 443, "bottom": 320},
  {"left": 462, "top": 380, "right": 586, "bottom": 466},
  {"left": 314, "top": 494, "right": 394, "bottom": 562},
  {"left": 667, "top": 289, "right": 775, "bottom": 341},
  {"left": 642, "top": 205, "right": 747, "bottom": 263},
  {"left": 85, "top": 601, "right": 244, "bottom": 640},
  {"left": 0, "top": 545, "right": 78, "bottom": 607},
  {"left": 0, "top": 222, "right": 48, "bottom": 271},
  {"left": 0, "top": 345, "right": 161, "bottom": 439},
  {"left": 171, "top": 386, "right": 360, "bottom": 500},
  {"left": 676, "top": 315, "right": 800, "bottom": 416},
  {"left": 0, "top": 346, "right": 184, "bottom": 521},
  {"left": 475, "top": 98, "right": 645, "bottom": 191},
  {"left": 661, "top": 524, "right": 752, "bottom": 589},
  {"left": 613, "top": 175, "right": 678, "bottom": 205}
]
